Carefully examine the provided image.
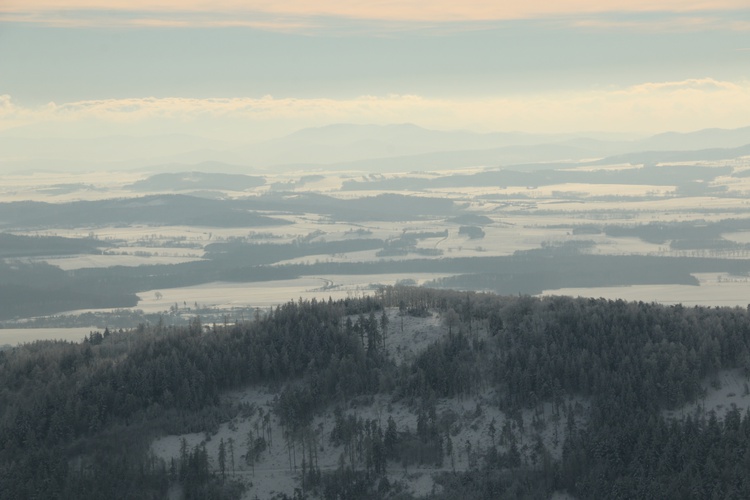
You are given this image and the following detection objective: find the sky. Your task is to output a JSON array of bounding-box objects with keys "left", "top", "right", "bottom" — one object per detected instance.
[{"left": 1, "top": 1, "right": 750, "bottom": 141}]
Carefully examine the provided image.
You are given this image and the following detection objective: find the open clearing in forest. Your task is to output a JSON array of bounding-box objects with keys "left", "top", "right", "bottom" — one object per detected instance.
[
  {"left": 665, "top": 369, "right": 750, "bottom": 421},
  {"left": 151, "top": 309, "right": 590, "bottom": 499}
]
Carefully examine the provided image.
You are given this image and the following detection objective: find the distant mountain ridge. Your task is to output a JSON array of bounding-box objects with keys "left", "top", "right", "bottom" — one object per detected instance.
[
  {"left": 638, "top": 125, "right": 750, "bottom": 151},
  {"left": 230, "top": 123, "right": 563, "bottom": 167},
  {"left": 589, "top": 143, "right": 750, "bottom": 166},
  {"left": 1, "top": 122, "right": 749, "bottom": 174}
]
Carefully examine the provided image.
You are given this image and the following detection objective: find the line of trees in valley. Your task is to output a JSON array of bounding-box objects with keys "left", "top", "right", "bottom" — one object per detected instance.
[{"left": 8, "top": 222, "right": 750, "bottom": 321}]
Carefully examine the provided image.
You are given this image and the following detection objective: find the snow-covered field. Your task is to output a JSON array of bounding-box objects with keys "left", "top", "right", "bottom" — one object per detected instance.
[
  {"left": 134, "top": 274, "right": 453, "bottom": 313},
  {"left": 541, "top": 272, "right": 750, "bottom": 307},
  {"left": 8, "top": 164, "right": 750, "bottom": 332},
  {"left": 39, "top": 253, "right": 204, "bottom": 270},
  {"left": 0, "top": 327, "right": 96, "bottom": 346},
  {"left": 151, "top": 309, "right": 589, "bottom": 499}
]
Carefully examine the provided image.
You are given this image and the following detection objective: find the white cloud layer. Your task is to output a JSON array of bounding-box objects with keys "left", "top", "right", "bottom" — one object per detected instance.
[{"left": 2, "top": 78, "right": 749, "bottom": 140}]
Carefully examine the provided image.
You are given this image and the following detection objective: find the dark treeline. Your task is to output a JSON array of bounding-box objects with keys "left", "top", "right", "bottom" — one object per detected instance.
[
  {"left": 0, "top": 296, "right": 389, "bottom": 499},
  {"left": 0, "top": 195, "right": 290, "bottom": 230},
  {"left": 0, "top": 192, "right": 456, "bottom": 232},
  {"left": 184, "top": 244, "right": 750, "bottom": 297},
  {"left": 8, "top": 193, "right": 750, "bottom": 323},
  {"left": 602, "top": 217, "right": 750, "bottom": 246},
  {"left": 238, "top": 192, "right": 456, "bottom": 222},
  {"left": 0, "top": 234, "right": 380, "bottom": 319},
  {"left": 363, "top": 288, "right": 750, "bottom": 499},
  {"left": 562, "top": 408, "right": 750, "bottom": 499},
  {"left": 341, "top": 164, "right": 731, "bottom": 192},
  {"left": 285, "top": 247, "right": 750, "bottom": 297},
  {"left": 0, "top": 260, "right": 137, "bottom": 319},
  {"left": 204, "top": 238, "right": 386, "bottom": 265},
  {"left": 0, "top": 306, "right": 259, "bottom": 330},
  {"left": 4, "top": 288, "right": 750, "bottom": 498},
  {"left": 416, "top": 253, "right": 712, "bottom": 294},
  {"left": 404, "top": 291, "right": 750, "bottom": 499},
  {"left": 127, "top": 172, "right": 266, "bottom": 192},
  {"left": 9, "top": 214, "right": 750, "bottom": 321},
  {"left": 0, "top": 233, "right": 104, "bottom": 258},
  {"left": 7, "top": 236, "right": 750, "bottom": 319}
]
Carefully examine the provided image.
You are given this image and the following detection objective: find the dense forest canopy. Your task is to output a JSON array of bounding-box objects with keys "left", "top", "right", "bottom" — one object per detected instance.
[{"left": 3, "top": 287, "right": 750, "bottom": 498}]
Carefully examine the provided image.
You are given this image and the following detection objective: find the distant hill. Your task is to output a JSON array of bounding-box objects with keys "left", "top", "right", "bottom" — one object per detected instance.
[
  {"left": 0, "top": 195, "right": 290, "bottom": 229},
  {"left": 271, "top": 143, "right": 599, "bottom": 173},
  {"left": 236, "top": 123, "right": 750, "bottom": 172},
  {"left": 231, "top": 123, "right": 584, "bottom": 168},
  {"left": 4, "top": 123, "right": 750, "bottom": 174},
  {"left": 590, "top": 143, "right": 750, "bottom": 166},
  {"left": 0, "top": 233, "right": 103, "bottom": 258},
  {"left": 636, "top": 125, "right": 750, "bottom": 151},
  {"left": 127, "top": 171, "right": 265, "bottom": 192}
]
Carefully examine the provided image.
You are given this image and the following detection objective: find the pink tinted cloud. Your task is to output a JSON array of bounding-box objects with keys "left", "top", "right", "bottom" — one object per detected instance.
[
  {"left": 3, "top": 0, "right": 749, "bottom": 23},
  {"left": 575, "top": 15, "right": 750, "bottom": 33}
]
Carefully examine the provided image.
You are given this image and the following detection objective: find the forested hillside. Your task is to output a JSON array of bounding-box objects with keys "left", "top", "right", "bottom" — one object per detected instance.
[{"left": 3, "top": 288, "right": 750, "bottom": 498}]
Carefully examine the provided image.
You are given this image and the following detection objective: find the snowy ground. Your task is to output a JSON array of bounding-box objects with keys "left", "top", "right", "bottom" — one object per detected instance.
[
  {"left": 0, "top": 327, "right": 95, "bottom": 346},
  {"left": 151, "top": 309, "right": 590, "bottom": 499},
  {"left": 131, "top": 275, "right": 452, "bottom": 313},
  {"left": 152, "top": 382, "right": 586, "bottom": 499},
  {"left": 665, "top": 369, "right": 750, "bottom": 421}
]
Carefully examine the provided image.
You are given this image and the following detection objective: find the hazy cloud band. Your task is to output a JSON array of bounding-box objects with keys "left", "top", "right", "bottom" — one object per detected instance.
[{"left": 2, "top": 79, "right": 749, "bottom": 139}]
